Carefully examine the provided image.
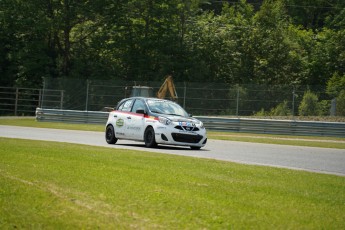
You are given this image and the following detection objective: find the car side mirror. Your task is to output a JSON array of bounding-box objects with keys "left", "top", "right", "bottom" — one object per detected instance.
[
  {"left": 136, "top": 109, "right": 146, "bottom": 114},
  {"left": 189, "top": 113, "right": 193, "bottom": 117}
]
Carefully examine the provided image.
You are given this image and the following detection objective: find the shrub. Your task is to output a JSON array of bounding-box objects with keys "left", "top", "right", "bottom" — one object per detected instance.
[
  {"left": 298, "top": 91, "right": 319, "bottom": 116},
  {"left": 336, "top": 90, "right": 345, "bottom": 116},
  {"left": 270, "top": 100, "right": 291, "bottom": 116},
  {"left": 254, "top": 108, "right": 269, "bottom": 116},
  {"left": 318, "top": 100, "right": 331, "bottom": 116},
  {"left": 326, "top": 72, "right": 345, "bottom": 98}
]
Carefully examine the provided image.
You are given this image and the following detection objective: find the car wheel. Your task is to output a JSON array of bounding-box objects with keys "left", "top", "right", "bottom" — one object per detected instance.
[
  {"left": 190, "top": 146, "right": 201, "bottom": 150},
  {"left": 105, "top": 125, "right": 117, "bottom": 144},
  {"left": 144, "top": 127, "right": 157, "bottom": 148}
]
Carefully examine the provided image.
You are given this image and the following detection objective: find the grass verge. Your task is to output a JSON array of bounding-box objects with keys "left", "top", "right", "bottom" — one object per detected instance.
[
  {"left": 0, "top": 117, "right": 344, "bottom": 149},
  {"left": 1, "top": 137, "right": 345, "bottom": 229},
  {"left": 208, "top": 132, "right": 345, "bottom": 149},
  {"left": 0, "top": 117, "right": 103, "bottom": 132}
]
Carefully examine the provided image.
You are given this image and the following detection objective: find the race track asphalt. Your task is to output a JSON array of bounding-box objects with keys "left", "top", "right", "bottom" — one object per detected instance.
[{"left": 1, "top": 125, "right": 344, "bottom": 176}]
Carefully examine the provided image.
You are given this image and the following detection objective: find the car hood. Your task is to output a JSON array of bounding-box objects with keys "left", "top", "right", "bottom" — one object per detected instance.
[{"left": 163, "top": 115, "right": 201, "bottom": 124}]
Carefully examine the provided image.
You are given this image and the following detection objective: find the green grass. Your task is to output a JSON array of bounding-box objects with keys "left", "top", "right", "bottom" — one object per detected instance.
[
  {"left": 0, "top": 117, "right": 103, "bottom": 132},
  {"left": 1, "top": 117, "right": 344, "bottom": 149},
  {"left": 1, "top": 138, "right": 344, "bottom": 229},
  {"left": 208, "top": 132, "right": 345, "bottom": 149}
]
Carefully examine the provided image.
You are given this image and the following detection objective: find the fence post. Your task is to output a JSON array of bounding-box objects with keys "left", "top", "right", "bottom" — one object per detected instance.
[
  {"left": 331, "top": 98, "right": 336, "bottom": 116},
  {"left": 60, "top": 90, "right": 64, "bottom": 109},
  {"left": 183, "top": 82, "right": 186, "bottom": 108},
  {"left": 292, "top": 88, "right": 295, "bottom": 117},
  {"left": 86, "top": 80, "right": 90, "bottom": 111},
  {"left": 41, "top": 78, "right": 46, "bottom": 109},
  {"left": 38, "top": 89, "right": 42, "bottom": 108},
  {"left": 15, "top": 88, "right": 19, "bottom": 116},
  {"left": 236, "top": 85, "right": 240, "bottom": 116}
]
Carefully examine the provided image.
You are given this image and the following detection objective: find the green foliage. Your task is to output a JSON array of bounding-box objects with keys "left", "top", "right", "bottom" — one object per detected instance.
[
  {"left": 327, "top": 72, "right": 345, "bottom": 98},
  {"left": 336, "top": 90, "right": 345, "bottom": 116},
  {"left": 285, "top": 0, "right": 345, "bottom": 29},
  {"left": 318, "top": 100, "right": 331, "bottom": 116},
  {"left": 298, "top": 90, "right": 319, "bottom": 116},
  {"left": 270, "top": 100, "right": 291, "bottom": 116},
  {"left": 251, "top": 0, "right": 293, "bottom": 84},
  {"left": 184, "top": 2, "right": 255, "bottom": 83},
  {"left": 1, "top": 0, "right": 345, "bottom": 95},
  {"left": 254, "top": 101, "right": 292, "bottom": 116},
  {"left": 254, "top": 108, "right": 269, "bottom": 116}
]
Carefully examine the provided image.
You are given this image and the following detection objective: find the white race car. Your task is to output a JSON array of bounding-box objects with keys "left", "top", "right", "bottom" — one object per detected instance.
[{"left": 105, "top": 97, "right": 207, "bottom": 150}]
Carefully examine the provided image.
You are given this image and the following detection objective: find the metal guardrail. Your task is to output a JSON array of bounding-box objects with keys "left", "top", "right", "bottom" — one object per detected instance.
[
  {"left": 36, "top": 108, "right": 109, "bottom": 124},
  {"left": 36, "top": 108, "right": 345, "bottom": 138},
  {"left": 196, "top": 116, "right": 345, "bottom": 137}
]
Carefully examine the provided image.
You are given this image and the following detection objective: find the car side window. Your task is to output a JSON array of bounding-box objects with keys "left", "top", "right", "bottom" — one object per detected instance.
[
  {"left": 118, "top": 99, "right": 133, "bottom": 112},
  {"left": 131, "top": 99, "right": 146, "bottom": 113}
]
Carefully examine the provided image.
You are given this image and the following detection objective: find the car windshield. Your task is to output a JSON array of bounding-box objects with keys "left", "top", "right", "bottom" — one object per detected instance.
[{"left": 147, "top": 99, "right": 188, "bottom": 117}]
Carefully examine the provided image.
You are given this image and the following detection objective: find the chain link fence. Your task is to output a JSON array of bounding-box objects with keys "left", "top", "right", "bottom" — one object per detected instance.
[
  {"left": 1, "top": 78, "right": 341, "bottom": 117},
  {"left": 0, "top": 87, "right": 41, "bottom": 116},
  {"left": 39, "top": 78, "right": 338, "bottom": 117},
  {"left": 0, "top": 86, "right": 64, "bottom": 116}
]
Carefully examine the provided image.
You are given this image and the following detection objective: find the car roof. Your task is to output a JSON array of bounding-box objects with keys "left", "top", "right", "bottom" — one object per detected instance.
[
  {"left": 124, "top": 97, "right": 171, "bottom": 102},
  {"left": 117, "top": 97, "right": 172, "bottom": 107}
]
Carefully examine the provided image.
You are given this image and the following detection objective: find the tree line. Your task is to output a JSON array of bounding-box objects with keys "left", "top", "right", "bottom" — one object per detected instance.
[{"left": 1, "top": 0, "right": 344, "bottom": 94}]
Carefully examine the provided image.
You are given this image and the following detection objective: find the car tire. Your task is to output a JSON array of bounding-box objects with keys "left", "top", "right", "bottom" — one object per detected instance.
[
  {"left": 144, "top": 126, "right": 157, "bottom": 148},
  {"left": 105, "top": 125, "right": 117, "bottom": 144},
  {"left": 190, "top": 146, "right": 201, "bottom": 150}
]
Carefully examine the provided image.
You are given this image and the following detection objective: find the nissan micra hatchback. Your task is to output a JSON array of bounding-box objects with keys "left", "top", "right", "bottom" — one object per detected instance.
[{"left": 105, "top": 97, "right": 207, "bottom": 150}]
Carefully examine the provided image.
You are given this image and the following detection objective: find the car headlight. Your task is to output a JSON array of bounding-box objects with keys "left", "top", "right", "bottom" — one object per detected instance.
[
  {"left": 200, "top": 122, "right": 205, "bottom": 129},
  {"left": 158, "top": 116, "right": 172, "bottom": 125}
]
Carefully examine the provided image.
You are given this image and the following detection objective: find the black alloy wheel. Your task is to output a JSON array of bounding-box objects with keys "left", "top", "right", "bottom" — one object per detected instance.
[
  {"left": 144, "top": 127, "right": 157, "bottom": 148},
  {"left": 105, "top": 125, "right": 117, "bottom": 144}
]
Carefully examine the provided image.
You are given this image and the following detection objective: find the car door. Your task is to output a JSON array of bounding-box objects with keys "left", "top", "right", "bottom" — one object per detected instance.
[
  {"left": 115, "top": 99, "right": 134, "bottom": 139},
  {"left": 127, "top": 99, "right": 146, "bottom": 140}
]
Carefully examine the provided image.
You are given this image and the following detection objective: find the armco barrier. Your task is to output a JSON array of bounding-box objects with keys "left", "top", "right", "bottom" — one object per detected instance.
[
  {"left": 36, "top": 108, "right": 109, "bottom": 124},
  {"left": 36, "top": 108, "right": 345, "bottom": 137},
  {"left": 196, "top": 116, "right": 345, "bottom": 137}
]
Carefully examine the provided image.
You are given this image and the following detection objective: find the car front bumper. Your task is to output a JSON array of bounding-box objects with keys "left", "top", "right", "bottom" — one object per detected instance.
[{"left": 154, "top": 125, "right": 207, "bottom": 148}]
